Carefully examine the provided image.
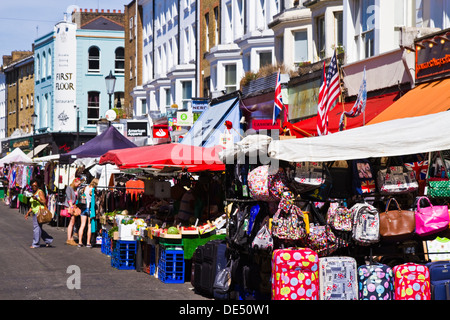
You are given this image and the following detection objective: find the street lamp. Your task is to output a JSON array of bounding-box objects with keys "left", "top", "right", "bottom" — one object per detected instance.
[
  {"left": 31, "top": 112, "right": 38, "bottom": 158},
  {"left": 105, "top": 70, "right": 116, "bottom": 127}
]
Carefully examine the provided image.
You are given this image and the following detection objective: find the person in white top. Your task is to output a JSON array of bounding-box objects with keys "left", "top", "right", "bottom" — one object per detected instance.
[{"left": 78, "top": 178, "right": 98, "bottom": 248}]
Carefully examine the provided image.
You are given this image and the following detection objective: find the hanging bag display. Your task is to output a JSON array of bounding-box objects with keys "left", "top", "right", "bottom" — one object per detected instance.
[
  {"left": 415, "top": 196, "right": 450, "bottom": 237},
  {"left": 427, "top": 151, "right": 450, "bottom": 198},
  {"left": 379, "top": 198, "right": 416, "bottom": 241}
]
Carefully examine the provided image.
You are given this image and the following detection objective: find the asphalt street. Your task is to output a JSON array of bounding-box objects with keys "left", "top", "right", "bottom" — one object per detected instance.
[{"left": 0, "top": 202, "right": 209, "bottom": 301}]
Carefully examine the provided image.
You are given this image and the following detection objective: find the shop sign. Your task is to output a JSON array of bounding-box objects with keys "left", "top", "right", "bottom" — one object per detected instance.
[
  {"left": 127, "top": 121, "right": 148, "bottom": 137},
  {"left": 176, "top": 111, "right": 193, "bottom": 126},
  {"left": 252, "top": 119, "right": 281, "bottom": 130},
  {"left": 152, "top": 125, "right": 169, "bottom": 139},
  {"left": 192, "top": 99, "right": 209, "bottom": 113},
  {"left": 416, "top": 36, "right": 450, "bottom": 82},
  {"left": 10, "top": 138, "right": 32, "bottom": 150}
]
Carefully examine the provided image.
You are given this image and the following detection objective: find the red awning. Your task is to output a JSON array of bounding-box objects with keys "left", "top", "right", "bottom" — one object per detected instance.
[
  {"left": 287, "top": 92, "right": 400, "bottom": 138},
  {"left": 99, "top": 143, "right": 225, "bottom": 172}
]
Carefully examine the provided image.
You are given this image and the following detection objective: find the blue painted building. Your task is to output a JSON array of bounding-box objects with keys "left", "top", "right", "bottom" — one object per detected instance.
[{"left": 33, "top": 9, "right": 125, "bottom": 154}]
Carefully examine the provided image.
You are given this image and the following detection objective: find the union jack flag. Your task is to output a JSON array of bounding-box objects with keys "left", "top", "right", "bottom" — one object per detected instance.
[
  {"left": 273, "top": 70, "right": 284, "bottom": 125},
  {"left": 317, "top": 50, "right": 340, "bottom": 136},
  {"left": 339, "top": 67, "right": 367, "bottom": 131}
]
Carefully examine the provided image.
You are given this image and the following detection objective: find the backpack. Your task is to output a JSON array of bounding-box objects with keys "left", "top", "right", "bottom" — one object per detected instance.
[
  {"left": 352, "top": 159, "right": 376, "bottom": 195},
  {"left": 327, "top": 202, "right": 353, "bottom": 232},
  {"left": 351, "top": 203, "right": 380, "bottom": 246}
]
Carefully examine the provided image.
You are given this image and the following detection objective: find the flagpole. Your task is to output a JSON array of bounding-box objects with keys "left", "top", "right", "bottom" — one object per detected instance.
[{"left": 335, "top": 50, "right": 346, "bottom": 130}]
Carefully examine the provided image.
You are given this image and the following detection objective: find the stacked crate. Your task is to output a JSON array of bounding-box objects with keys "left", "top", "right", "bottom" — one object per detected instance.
[
  {"left": 111, "top": 240, "right": 137, "bottom": 270},
  {"left": 101, "top": 232, "right": 112, "bottom": 256},
  {"left": 158, "top": 238, "right": 184, "bottom": 283}
]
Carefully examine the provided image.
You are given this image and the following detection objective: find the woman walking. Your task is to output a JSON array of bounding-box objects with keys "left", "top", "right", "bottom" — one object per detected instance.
[{"left": 25, "top": 179, "right": 53, "bottom": 248}]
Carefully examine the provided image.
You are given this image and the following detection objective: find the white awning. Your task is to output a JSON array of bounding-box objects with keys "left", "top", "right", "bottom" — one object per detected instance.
[
  {"left": 27, "top": 144, "right": 49, "bottom": 158},
  {"left": 268, "top": 110, "right": 450, "bottom": 162}
]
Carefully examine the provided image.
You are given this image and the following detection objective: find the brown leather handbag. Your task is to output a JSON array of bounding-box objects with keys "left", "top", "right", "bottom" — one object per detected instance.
[{"left": 379, "top": 198, "right": 415, "bottom": 241}]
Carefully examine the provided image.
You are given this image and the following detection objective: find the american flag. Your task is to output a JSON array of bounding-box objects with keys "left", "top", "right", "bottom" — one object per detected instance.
[
  {"left": 317, "top": 51, "right": 340, "bottom": 136},
  {"left": 339, "top": 67, "right": 367, "bottom": 131},
  {"left": 273, "top": 70, "right": 284, "bottom": 125}
]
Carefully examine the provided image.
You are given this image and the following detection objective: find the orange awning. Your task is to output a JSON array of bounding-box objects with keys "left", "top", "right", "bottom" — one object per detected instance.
[
  {"left": 368, "top": 78, "right": 450, "bottom": 125},
  {"left": 287, "top": 92, "right": 400, "bottom": 138}
]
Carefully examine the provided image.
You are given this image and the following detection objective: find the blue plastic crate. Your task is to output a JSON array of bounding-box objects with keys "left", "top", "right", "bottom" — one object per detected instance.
[
  {"left": 111, "top": 240, "right": 137, "bottom": 270},
  {"left": 158, "top": 247, "right": 185, "bottom": 283},
  {"left": 101, "top": 233, "right": 112, "bottom": 256}
]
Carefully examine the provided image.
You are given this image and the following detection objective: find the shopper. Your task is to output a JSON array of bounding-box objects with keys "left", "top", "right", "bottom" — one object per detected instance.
[
  {"left": 64, "top": 177, "right": 81, "bottom": 246},
  {"left": 25, "top": 179, "right": 53, "bottom": 248},
  {"left": 78, "top": 178, "right": 98, "bottom": 248}
]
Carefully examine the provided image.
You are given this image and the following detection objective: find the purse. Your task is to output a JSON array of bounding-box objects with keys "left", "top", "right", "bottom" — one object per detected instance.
[
  {"left": 415, "top": 196, "right": 450, "bottom": 237},
  {"left": 271, "top": 201, "right": 307, "bottom": 241},
  {"left": 291, "top": 162, "right": 327, "bottom": 193},
  {"left": 379, "top": 198, "right": 416, "bottom": 241},
  {"left": 37, "top": 207, "right": 53, "bottom": 224},
  {"left": 427, "top": 152, "right": 450, "bottom": 198},
  {"left": 377, "top": 161, "right": 419, "bottom": 195}
]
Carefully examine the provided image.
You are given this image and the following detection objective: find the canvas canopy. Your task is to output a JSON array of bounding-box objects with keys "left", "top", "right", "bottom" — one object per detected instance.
[
  {"left": 99, "top": 143, "right": 225, "bottom": 172},
  {"left": 0, "top": 148, "right": 33, "bottom": 166},
  {"left": 60, "top": 126, "right": 137, "bottom": 163},
  {"left": 268, "top": 110, "right": 450, "bottom": 162}
]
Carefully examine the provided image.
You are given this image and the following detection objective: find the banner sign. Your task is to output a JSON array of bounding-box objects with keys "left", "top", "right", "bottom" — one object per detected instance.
[
  {"left": 192, "top": 99, "right": 209, "bottom": 113},
  {"left": 251, "top": 119, "right": 281, "bottom": 130},
  {"left": 53, "top": 21, "right": 77, "bottom": 131}
]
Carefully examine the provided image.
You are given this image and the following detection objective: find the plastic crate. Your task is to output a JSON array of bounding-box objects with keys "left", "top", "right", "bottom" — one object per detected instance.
[
  {"left": 158, "top": 248, "right": 185, "bottom": 284},
  {"left": 101, "top": 232, "right": 112, "bottom": 256},
  {"left": 159, "top": 238, "right": 183, "bottom": 251},
  {"left": 111, "top": 240, "right": 137, "bottom": 270}
]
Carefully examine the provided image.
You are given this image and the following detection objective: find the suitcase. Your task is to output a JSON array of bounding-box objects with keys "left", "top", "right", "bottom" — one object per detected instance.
[
  {"left": 192, "top": 240, "right": 228, "bottom": 297},
  {"left": 319, "top": 256, "right": 358, "bottom": 300},
  {"left": 393, "top": 263, "right": 431, "bottom": 300},
  {"left": 271, "top": 248, "right": 319, "bottom": 300},
  {"left": 357, "top": 263, "right": 395, "bottom": 300},
  {"left": 427, "top": 260, "right": 450, "bottom": 300}
]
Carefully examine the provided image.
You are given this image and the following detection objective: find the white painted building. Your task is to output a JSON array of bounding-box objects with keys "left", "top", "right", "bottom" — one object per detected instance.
[
  {"left": 140, "top": 0, "right": 197, "bottom": 117},
  {"left": 206, "top": 0, "right": 281, "bottom": 97}
]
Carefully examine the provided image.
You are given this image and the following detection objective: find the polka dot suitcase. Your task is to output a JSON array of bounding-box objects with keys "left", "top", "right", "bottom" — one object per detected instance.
[
  {"left": 271, "top": 248, "right": 320, "bottom": 300},
  {"left": 358, "top": 264, "right": 395, "bottom": 300},
  {"left": 393, "top": 263, "right": 431, "bottom": 300}
]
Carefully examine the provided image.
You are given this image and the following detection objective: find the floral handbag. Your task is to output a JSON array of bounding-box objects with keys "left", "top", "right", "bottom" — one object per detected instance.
[{"left": 272, "top": 200, "right": 307, "bottom": 241}]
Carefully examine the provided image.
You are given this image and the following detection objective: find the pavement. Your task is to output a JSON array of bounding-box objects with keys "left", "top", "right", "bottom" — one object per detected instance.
[{"left": 0, "top": 201, "right": 210, "bottom": 301}]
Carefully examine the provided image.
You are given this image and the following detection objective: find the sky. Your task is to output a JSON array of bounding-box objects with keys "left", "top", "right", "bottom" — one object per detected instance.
[{"left": 0, "top": 0, "right": 128, "bottom": 63}]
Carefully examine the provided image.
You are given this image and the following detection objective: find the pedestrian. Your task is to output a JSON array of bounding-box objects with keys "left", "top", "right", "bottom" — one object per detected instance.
[
  {"left": 77, "top": 178, "right": 98, "bottom": 248},
  {"left": 24, "top": 179, "right": 53, "bottom": 248},
  {"left": 64, "top": 177, "right": 81, "bottom": 246}
]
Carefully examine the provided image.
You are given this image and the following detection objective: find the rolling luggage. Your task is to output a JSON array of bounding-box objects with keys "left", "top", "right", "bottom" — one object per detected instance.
[
  {"left": 319, "top": 256, "right": 358, "bottom": 300},
  {"left": 192, "top": 240, "right": 228, "bottom": 297},
  {"left": 394, "top": 263, "right": 431, "bottom": 300},
  {"left": 427, "top": 260, "right": 450, "bottom": 300},
  {"left": 271, "top": 248, "right": 319, "bottom": 300},
  {"left": 357, "top": 263, "right": 395, "bottom": 300}
]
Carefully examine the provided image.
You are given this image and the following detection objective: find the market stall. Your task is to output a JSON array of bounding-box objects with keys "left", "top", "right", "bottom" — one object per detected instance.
[
  {"left": 96, "top": 142, "right": 228, "bottom": 284},
  {"left": 211, "top": 110, "right": 450, "bottom": 300}
]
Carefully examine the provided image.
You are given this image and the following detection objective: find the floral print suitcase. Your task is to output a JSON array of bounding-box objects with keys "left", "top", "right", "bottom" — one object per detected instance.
[
  {"left": 358, "top": 264, "right": 395, "bottom": 300},
  {"left": 271, "top": 248, "right": 319, "bottom": 300},
  {"left": 319, "top": 256, "right": 358, "bottom": 300},
  {"left": 394, "top": 263, "right": 431, "bottom": 300}
]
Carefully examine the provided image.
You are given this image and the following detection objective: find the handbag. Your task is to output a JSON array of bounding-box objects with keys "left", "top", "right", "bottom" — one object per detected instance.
[
  {"left": 415, "top": 196, "right": 450, "bottom": 237},
  {"left": 327, "top": 202, "right": 352, "bottom": 232},
  {"left": 37, "top": 206, "right": 53, "bottom": 224},
  {"left": 251, "top": 224, "right": 274, "bottom": 250},
  {"left": 68, "top": 205, "right": 81, "bottom": 216},
  {"left": 379, "top": 198, "right": 416, "bottom": 241},
  {"left": 247, "top": 165, "right": 277, "bottom": 202},
  {"left": 60, "top": 209, "right": 70, "bottom": 217},
  {"left": 271, "top": 201, "right": 307, "bottom": 241},
  {"left": 291, "top": 162, "right": 327, "bottom": 193},
  {"left": 377, "top": 164, "right": 419, "bottom": 194},
  {"left": 427, "top": 152, "right": 450, "bottom": 198}
]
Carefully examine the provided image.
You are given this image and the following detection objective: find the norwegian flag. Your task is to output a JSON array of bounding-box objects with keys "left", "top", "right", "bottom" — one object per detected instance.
[
  {"left": 272, "top": 70, "right": 284, "bottom": 125},
  {"left": 339, "top": 67, "right": 367, "bottom": 131},
  {"left": 317, "top": 51, "right": 340, "bottom": 136}
]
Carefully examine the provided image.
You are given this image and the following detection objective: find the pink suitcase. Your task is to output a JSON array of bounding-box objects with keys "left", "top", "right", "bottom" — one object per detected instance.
[
  {"left": 271, "top": 248, "right": 319, "bottom": 300},
  {"left": 393, "top": 263, "right": 431, "bottom": 300}
]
